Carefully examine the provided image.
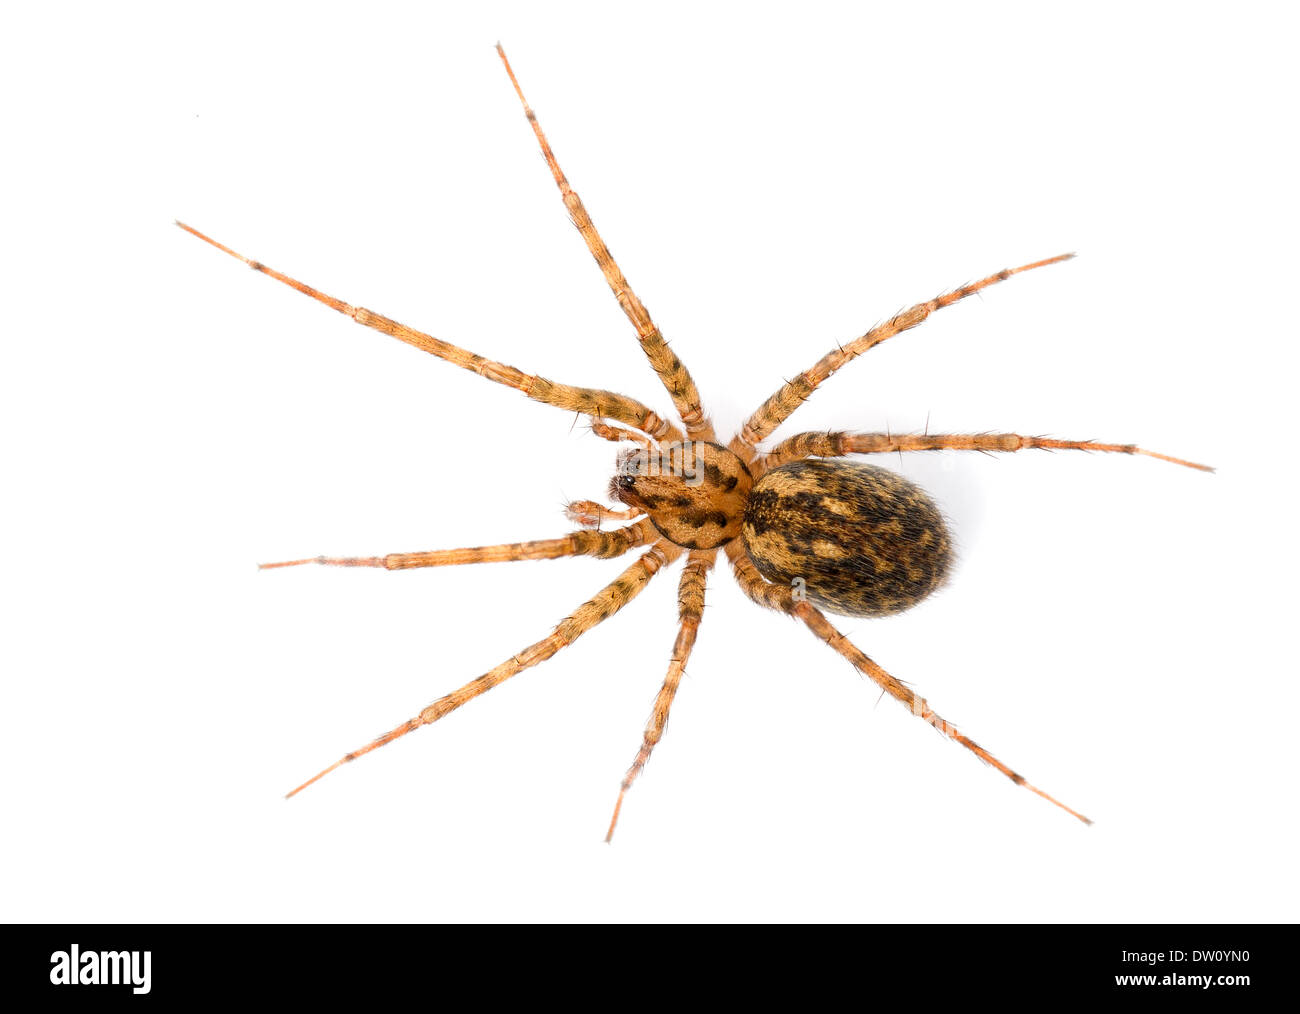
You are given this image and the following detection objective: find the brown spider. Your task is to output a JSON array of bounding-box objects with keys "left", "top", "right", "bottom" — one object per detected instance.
[{"left": 177, "top": 46, "right": 1210, "bottom": 840}]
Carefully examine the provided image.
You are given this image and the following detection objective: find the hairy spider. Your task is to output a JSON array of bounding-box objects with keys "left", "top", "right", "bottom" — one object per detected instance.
[{"left": 178, "top": 46, "right": 1210, "bottom": 840}]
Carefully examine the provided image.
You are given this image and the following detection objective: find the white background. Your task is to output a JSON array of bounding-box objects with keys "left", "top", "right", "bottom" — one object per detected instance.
[{"left": 4, "top": 2, "right": 1296, "bottom": 922}]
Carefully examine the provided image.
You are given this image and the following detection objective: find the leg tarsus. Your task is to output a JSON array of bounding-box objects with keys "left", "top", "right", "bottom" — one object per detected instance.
[{"left": 260, "top": 555, "right": 384, "bottom": 571}]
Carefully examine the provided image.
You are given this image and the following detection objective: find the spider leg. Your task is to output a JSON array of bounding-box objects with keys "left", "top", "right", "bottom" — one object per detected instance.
[
  {"left": 286, "top": 539, "right": 684, "bottom": 798},
  {"left": 733, "top": 255, "right": 1073, "bottom": 459},
  {"left": 755, "top": 431, "right": 1213, "bottom": 475},
  {"left": 724, "top": 540, "right": 1092, "bottom": 825},
  {"left": 495, "top": 45, "right": 714, "bottom": 443},
  {"left": 260, "top": 518, "right": 655, "bottom": 570},
  {"left": 176, "top": 222, "right": 682, "bottom": 442},
  {"left": 605, "top": 548, "right": 716, "bottom": 841}
]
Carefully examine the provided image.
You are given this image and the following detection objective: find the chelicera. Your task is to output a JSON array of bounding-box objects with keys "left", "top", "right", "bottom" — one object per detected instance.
[{"left": 179, "top": 46, "right": 1210, "bottom": 839}]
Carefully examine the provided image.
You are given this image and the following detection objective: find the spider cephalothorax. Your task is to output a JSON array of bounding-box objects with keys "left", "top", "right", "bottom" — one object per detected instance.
[
  {"left": 179, "top": 45, "right": 1210, "bottom": 839},
  {"left": 611, "top": 440, "right": 752, "bottom": 550}
]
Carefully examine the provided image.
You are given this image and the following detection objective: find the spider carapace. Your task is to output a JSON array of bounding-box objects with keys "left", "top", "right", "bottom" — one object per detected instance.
[{"left": 178, "top": 46, "right": 1211, "bottom": 839}]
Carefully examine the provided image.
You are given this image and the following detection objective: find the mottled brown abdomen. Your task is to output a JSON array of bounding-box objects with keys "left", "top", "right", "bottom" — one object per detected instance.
[{"left": 741, "top": 460, "right": 952, "bottom": 617}]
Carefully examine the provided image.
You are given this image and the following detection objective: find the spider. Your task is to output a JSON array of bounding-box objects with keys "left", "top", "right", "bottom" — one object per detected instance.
[{"left": 177, "top": 45, "right": 1210, "bottom": 840}]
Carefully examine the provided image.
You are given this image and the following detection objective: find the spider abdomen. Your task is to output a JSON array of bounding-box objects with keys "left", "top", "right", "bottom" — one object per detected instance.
[{"left": 742, "top": 460, "right": 952, "bottom": 617}]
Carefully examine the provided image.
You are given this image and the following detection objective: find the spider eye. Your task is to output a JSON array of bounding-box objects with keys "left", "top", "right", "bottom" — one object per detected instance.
[{"left": 608, "top": 473, "right": 639, "bottom": 505}]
